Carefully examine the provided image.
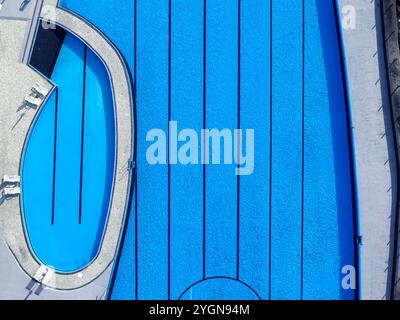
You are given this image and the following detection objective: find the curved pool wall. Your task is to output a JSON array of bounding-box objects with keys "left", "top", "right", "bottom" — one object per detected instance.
[
  {"left": 60, "top": 0, "right": 358, "bottom": 299},
  {"left": 22, "top": 30, "right": 115, "bottom": 272}
]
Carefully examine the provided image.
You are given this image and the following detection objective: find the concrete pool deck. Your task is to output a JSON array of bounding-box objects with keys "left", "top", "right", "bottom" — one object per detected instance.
[
  {"left": 0, "top": 0, "right": 133, "bottom": 297},
  {"left": 0, "top": 0, "right": 37, "bottom": 20},
  {"left": 338, "top": 0, "right": 399, "bottom": 299}
]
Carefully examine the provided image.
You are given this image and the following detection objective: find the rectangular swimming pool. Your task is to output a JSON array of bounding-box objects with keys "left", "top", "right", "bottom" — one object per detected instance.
[{"left": 59, "top": 0, "right": 358, "bottom": 300}]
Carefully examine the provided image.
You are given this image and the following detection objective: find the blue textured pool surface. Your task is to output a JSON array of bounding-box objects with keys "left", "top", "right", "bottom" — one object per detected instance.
[
  {"left": 55, "top": 0, "right": 356, "bottom": 299},
  {"left": 22, "top": 32, "right": 115, "bottom": 272}
]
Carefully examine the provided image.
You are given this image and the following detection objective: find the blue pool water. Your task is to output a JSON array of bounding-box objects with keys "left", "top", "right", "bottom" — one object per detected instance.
[
  {"left": 59, "top": 0, "right": 357, "bottom": 299},
  {"left": 22, "top": 31, "right": 115, "bottom": 272}
]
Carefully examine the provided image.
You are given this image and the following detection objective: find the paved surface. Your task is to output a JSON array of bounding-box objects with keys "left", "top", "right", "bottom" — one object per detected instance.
[
  {"left": 19, "top": 0, "right": 43, "bottom": 64},
  {"left": 0, "top": 0, "right": 133, "bottom": 297},
  {"left": 338, "top": 0, "right": 397, "bottom": 300}
]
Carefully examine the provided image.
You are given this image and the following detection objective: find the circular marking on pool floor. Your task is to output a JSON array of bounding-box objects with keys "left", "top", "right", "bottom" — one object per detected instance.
[{"left": 178, "top": 277, "right": 261, "bottom": 300}]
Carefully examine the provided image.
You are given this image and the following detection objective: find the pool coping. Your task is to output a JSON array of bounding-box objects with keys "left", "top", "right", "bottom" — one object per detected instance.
[
  {"left": 333, "top": 0, "right": 400, "bottom": 300},
  {"left": 2, "top": 0, "right": 134, "bottom": 290}
]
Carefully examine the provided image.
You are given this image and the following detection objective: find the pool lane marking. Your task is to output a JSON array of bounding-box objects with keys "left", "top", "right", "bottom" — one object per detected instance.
[
  {"left": 268, "top": 0, "right": 272, "bottom": 300},
  {"left": 168, "top": 0, "right": 172, "bottom": 300},
  {"left": 202, "top": 0, "right": 207, "bottom": 281},
  {"left": 236, "top": 0, "right": 241, "bottom": 281},
  {"left": 300, "top": 0, "right": 305, "bottom": 300},
  {"left": 78, "top": 45, "right": 87, "bottom": 225},
  {"left": 51, "top": 87, "right": 59, "bottom": 226}
]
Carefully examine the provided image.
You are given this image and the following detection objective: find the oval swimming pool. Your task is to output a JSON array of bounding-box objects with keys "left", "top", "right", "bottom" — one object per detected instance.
[{"left": 21, "top": 30, "right": 115, "bottom": 273}]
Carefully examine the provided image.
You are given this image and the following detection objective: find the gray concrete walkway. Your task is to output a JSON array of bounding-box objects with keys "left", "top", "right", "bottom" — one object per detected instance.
[
  {"left": 0, "top": 0, "right": 36, "bottom": 20},
  {"left": 338, "top": 0, "right": 397, "bottom": 300},
  {"left": 0, "top": 240, "right": 111, "bottom": 300},
  {"left": 0, "top": 0, "right": 42, "bottom": 64}
]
